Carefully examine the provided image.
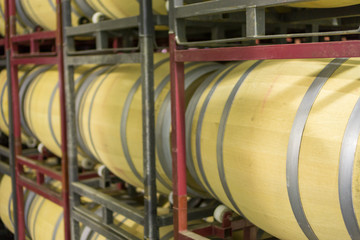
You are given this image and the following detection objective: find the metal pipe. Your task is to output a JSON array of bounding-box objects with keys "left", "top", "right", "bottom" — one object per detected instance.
[
  {"left": 56, "top": 0, "right": 71, "bottom": 239},
  {"left": 4, "top": 1, "right": 18, "bottom": 237},
  {"left": 62, "top": 1, "right": 82, "bottom": 239},
  {"left": 139, "top": 0, "right": 158, "bottom": 239},
  {"left": 169, "top": 33, "right": 188, "bottom": 240}
]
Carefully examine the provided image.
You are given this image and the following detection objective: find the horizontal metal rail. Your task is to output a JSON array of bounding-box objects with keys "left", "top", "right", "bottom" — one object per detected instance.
[
  {"left": 158, "top": 204, "right": 216, "bottom": 226},
  {"left": 65, "top": 17, "right": 139, "bottom": 36},
  {"left": 72, "top": 182, "right": 144, "bottom": 224},
  {"left": 174, "top": 40, "right": 360, "bottom": 62},
  {"left": 175, "top": 28, "right": 360, "bottom": 46},
  {"left": 17, "top": 155, "right": 62, "bottom": 181},
  {"left": 67, "top": 48, "right": 140, "bottom": 56},
  {"left": 11, "top": 56, "right": 58, "bottom": 65},
  {"left": 18, "top": 175, "right": 63, "bottom": 205},
  {"left": 72, "top": 206, "right": 141, "bottom": 240},
  {"left": 65, "top": 53, "right": 141, "bottom": 65},
  {"left": 11, "top": 31, "right": 56, "bottom": 42},
  {"left": 66, "top": 15, "right": 168, "bottom": 37},
  {"left": 174, "top": 0, "right": 313, "bottom": 18}
]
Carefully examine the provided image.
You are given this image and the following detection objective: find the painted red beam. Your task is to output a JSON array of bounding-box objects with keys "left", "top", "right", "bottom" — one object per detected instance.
[
  {"left": 170, "top": 34, "right": 188, "bottom": 240},
  {"left": 17, "top": 155, "right": 62, "bottom": 181},
  {"left": 175, "top": 40, "right": 360, "bottom": 62},
  {"left": 11, "top": 56, "right": 58, "bottom": 65},
  {"left": 11, "top": 31, "right": 56, "bottom": 42},
  {"left": 0, "top": 39, "right": 5, "bottom": 46},
  {"left": 17, "top": 175, "right": 63, "bottom": 206},
  {"left": 79, "top": 171, "right": 99, "bottom": 180}
]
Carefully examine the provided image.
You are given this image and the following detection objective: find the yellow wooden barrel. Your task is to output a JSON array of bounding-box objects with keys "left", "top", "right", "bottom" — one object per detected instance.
[
  {"left": 18, "top": 0, "right": 85, "bottom": 31},
  {"left": 187, "top": 58, "right": 360, "bottom": 240},
  {"left": 84, "top": 0, "right": 167, "bottom": 19},
  {"left": 0, "top": 0, "right": 30, "bottom": 36},
  {"left": 22, "top": 65, "right": 95, "bottom": 159},
  {"left": 77, "top": 54, "right": 220, "bottom": 196},
  {"left": 0, "top": 175, "right": 16, "bottom": 233},
  {"left": 0, "top": 67, "right": 38, "bottom": 147},
  {"left": 290, "top": 0, "right": 359, "bottom": 8}
]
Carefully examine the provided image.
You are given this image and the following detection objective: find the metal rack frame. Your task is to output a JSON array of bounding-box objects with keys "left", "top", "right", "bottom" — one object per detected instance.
[
  {"left": 6, "top": 0, "right": 71, "bottom": 239},
  {"left": 64, "top": 1, "right": 218, "bottom": 239},
  {"left": 168, "top": 0, "right": 360, "bottom": 239},
  {"left": 172, "top": 0, "right": 360, "bottom": 46}
]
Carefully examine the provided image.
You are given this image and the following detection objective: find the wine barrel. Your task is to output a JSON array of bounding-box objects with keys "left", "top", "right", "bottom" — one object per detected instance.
[
  {"left": 77, "top": 53, "right": 220, "bottom": 195},
  {"left": 0, "top": 1, "right": 30, "bottom": 36},
  {"left": 0, "top": 175, "right": 186, "bottom": 240},
  {"left": 21, "top": 65, "right": 95, "bottom": 159},
  {"left": 187, "top": 58, "right": 360, "bottom": 240},
  {"left": 0, "top": 66, "right": 38, "bottom": 147},
  {"left": 82, "top": 0, "right": 167, "bottom": 20},
  {"left": 0, "top": 175, "right": 16, "bottom": 233},
  {"left": 290, "top": 0, "right": 359, "bottom": 8},
  {"left": 17, "top": 0, "right": 85, "bottom": 31}
]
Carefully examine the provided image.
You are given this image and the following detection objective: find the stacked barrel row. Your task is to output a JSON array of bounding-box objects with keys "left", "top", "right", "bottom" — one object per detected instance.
[
  {"left": 1, "top": 55, "right": 360, "bottom": 240},
  {"left": 0, "top": 0, "right": 360, "bottom": 240}
]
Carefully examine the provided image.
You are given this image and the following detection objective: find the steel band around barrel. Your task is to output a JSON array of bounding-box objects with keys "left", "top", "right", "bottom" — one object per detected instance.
[
  {"left": 16, "top": 0, "right": 37, "bottom": 30},
  {"left": 19, "top": 65, "right": 53, "bottom": 140},
  {"left": 51, "top": 213, "right": 63, "bottom": 240},
  {"left": 75, "top": 66, "right": 109, "bottom": 160},
  {"left": 185, "top": 66, "right": 228, "bottom": 192},
  {"left": 120, "top": 58, "right": 171, "bottom": 190},
  {"left": 195, "top": 63, "right": 240, "bottom": 200},
  {"left": 48, "top": 66, "right": 99, "bottom": 151},
  {"left": 86, "top": 66, "right": 118, "bottom": 160},
  {"left": 154, "top": 62, "right": 203, "bottom": 180},
  {"left": 287, "top": 58, "right": 348, "bottom": 240},
  {"left": 157, "top": 63, "right": 223, "bottom": 197},
  {"left": 94, "top": 0, "right": 117, "bottom": 19},
  {"left": 339, "top": 97, "right": 360, "bottom": 239},
  {"left": 217, "top": 60, "right": 263, "bottom": 217},
  {"left": 74, "top": 0, "right": 95, "bottom": 18}
]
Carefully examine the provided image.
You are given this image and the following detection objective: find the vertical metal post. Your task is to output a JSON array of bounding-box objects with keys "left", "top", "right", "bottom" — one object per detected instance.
[
  {"left": 4, "top": 0, "right": 19, "bottom": 239},
  {"left": 169, "top": 1, "right": 188, "bottom": 239},
  {"left": 56, "top": 0, "right": 70, "bottom": 239},
  {"left": 169, "top": 34, "right": 187, "bottom": 240},
  {"left": 8, "top": 0, "right": 26, "bottom": 239},
  {"left": 62, "top": 1, "right": 80, "bottom": 239},
  {"left": 139, "top": 0, "right": 158, "bottom": 239},
  {"left": 246, "top": 7, "right": 265, "bottom": 38}
]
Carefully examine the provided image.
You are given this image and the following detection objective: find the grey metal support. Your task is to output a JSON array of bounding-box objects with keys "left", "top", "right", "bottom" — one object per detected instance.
[
  {"left": 246, "top": 7, "right": 265, "bottom": 37},
  {"left": 7, "top": 49, "right": 19, "bottom": 240},
  {"left": 139, "top": 0, "right": 158, "bottom": 239},
  {"left": 102, "top": 207, "right": 113, "bottom": 225},
  {"left": 312, "top": 24, "right": 319, "bottom": 42},
  {"left": 95, "top": 31, "right": 109, "bottom": 50},
  {"left": 62, "top": 1, "right": 81, "bottom": 239}
]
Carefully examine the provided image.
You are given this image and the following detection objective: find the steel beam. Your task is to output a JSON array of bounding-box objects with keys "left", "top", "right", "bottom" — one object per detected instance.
[
  {"left": 65, "top": 17, "right": 139, "bottom": 36},
  {"left": 72, "top": 182, "right": 145, "bottom": 224},
  {"left": 72, "top": 206, "right": 141, "bottom": 240},
  {"left": 140, "top": 0, "right": 158, "bottom": 239},
  {"left": 175, "top": 40, "right": 360, "bottom": 62},
  {"left": 65, "top": 53, "right": 140, "bottom": 65}
]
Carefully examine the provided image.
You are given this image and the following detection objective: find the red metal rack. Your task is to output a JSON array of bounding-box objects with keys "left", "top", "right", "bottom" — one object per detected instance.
[
  {"left": 6, "top": 0, "right": 71, "bottom": 239},
  {"left": 169, "top": 1, "right": 360, "bottom": 240}
]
